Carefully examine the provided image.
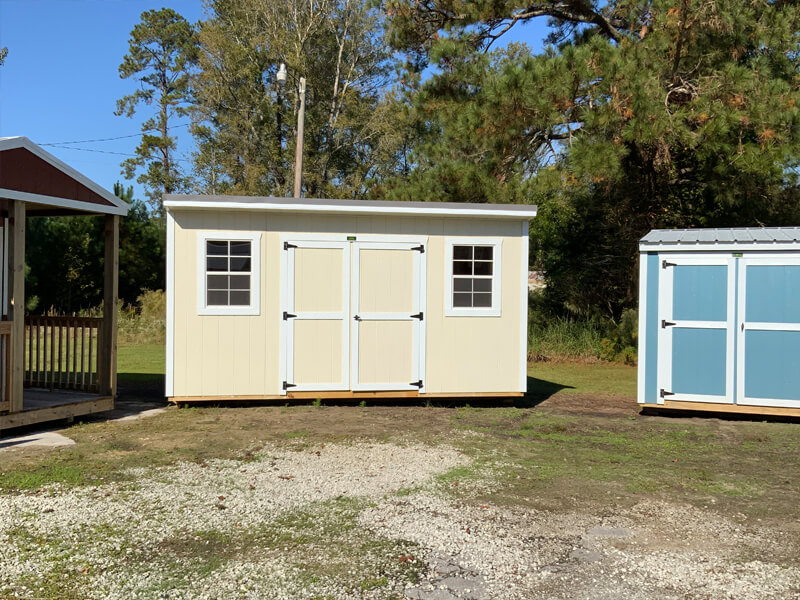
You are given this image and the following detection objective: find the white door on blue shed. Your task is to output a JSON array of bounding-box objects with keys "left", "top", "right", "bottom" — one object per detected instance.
[
  {"left": 737, "top": 256, "right": 800, "bottom": 408},
  {"left": 657, "top": 255, "right": 735, "bottom": 404}
]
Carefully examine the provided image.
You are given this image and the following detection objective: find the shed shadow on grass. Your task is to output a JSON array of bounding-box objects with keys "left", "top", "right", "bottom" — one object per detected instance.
[
  {"left": 519, "top": 375, "right": 574, "bottom": 408},
  {"left": 175, "top": 376, "right": 574, "bottom": 411}
]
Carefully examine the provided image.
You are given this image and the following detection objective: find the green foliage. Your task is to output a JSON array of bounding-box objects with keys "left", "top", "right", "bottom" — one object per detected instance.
[
  {"left": 192, "top": 0, "right": 398, "bottom": 198},
  {"left": 116, "top": 8, "right": 198, "bottom": 210},
  {"left": 528, "top": 290, "right": 604, "bottom": 361},
  {"left": 25, "top": 185, "right": 164, "bottom": 313},
  {"left": 599, "top": 309, "right": 638, "bottom": 365},
  {"left": 118, "top": 290, "right": 166, "bottom": 345},
  {"left": 385, "top": 0, "right": 800, "bottom": 316},
  {"left": 0, "top": 47, "right": 7, "bottom": 66}
]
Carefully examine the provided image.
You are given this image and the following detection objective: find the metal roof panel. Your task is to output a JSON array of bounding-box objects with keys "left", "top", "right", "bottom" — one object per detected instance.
[{"left": 641, "top": 227, "right": 800, "bottom": 246}]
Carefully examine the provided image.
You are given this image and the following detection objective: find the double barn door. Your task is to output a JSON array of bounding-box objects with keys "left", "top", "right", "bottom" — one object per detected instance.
[
  {"left": 281, "top": 236, "right": 426, "bottom": 394},
  {"left": 657, "top": 254, "right": 800, "bottom": 408}
]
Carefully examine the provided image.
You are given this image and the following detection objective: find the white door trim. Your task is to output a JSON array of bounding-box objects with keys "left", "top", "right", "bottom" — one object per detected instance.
[
  {"left": 657, "top": 255, "right": 735, "bottom": 405},
  {"left": 350, "top": 240, "right": 427, "bottom": 392}
]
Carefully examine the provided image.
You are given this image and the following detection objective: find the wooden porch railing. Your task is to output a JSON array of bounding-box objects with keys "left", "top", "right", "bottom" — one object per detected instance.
[
  {"left": 24, "top": 316, "right": 102, "bottom": 392},
  {"left": 0, "top": 321, "right": 11, "bottom": 411}
]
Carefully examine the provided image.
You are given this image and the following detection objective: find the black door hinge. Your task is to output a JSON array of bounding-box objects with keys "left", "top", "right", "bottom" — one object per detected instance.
[
  {"left": 410, "top": 380, "right": 423, "bottom": 388},
  {"left": 661, "top": 320, "right": 676, "bottom": 328},
  {"left": 283, "top": 311, "right": 297, "bottom": 320},
  {"left": 662, "top": 260, "right": 676, "bottom": 269},
  {"left": 411, "top": 245, "right": 425, "bottom": 253},
  {"left": 410, "top": 312, "right": 423, "bottom": 320},
  {"left": 660, "top": 389, "right": 674, "bottom": 398},
  {"left": 283, "top": 381, "right": 297, "bottom": 390},
  {"left": 354, "top": 315, "right": 361, "bottom": 321},
  {"left": 284, "top": 241, "right": 297, "bottom": 250}
]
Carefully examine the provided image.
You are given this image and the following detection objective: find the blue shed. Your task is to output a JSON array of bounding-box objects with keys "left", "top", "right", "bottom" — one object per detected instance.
[{"left": 638, "top": 227, "right": 800, "bottom": 417}]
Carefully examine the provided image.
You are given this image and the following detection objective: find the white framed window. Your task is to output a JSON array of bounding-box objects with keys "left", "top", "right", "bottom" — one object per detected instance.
[
  {"left": 445, "top": 238, "right": 502, "bottom": 317},
  {"left": 197, "top": 231, "right": 261, "bottom": 316}
]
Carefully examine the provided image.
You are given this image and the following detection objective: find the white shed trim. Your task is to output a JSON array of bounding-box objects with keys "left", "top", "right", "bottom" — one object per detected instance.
[
  {"left": 165, "top": 194, "right": 538, "bottom": 220},
  {"left": 0, "top": 136, "right": 129, "bottom": 214},
  {"left": 519, "top": 220, "right": 529, "bottom": 393},
  {"left": 166, "top": 211, "right": 175, "bottom": 397}
]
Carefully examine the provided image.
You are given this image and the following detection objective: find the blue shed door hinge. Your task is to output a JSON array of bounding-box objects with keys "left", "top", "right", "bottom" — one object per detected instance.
[
  {"left": 661, "top": 320, "right": 676, "bottom": 328},
  {"left": 660, "top": 389, "right": 675, "bottom": 398},
  {"left": 662, "top": 260, "right": 676, "bottom": 269}
]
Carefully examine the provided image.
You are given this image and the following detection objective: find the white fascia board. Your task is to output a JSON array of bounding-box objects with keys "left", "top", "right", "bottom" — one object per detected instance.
[
  {"left": 0, "top": 137, "right": 129, "bottom": 214},
  {"left": 164, "top": 199, "right": 538, "bottom": 220},
  {"left": 639, "top": 242, "right": 800, "bottom": 253},
  {"left": 0, "top": 188, "right": 129, "bottom": 216}
]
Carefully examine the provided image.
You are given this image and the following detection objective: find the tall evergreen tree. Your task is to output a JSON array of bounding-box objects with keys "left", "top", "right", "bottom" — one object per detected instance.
[
  {"left": 116, "top": 9, "right": 199, "bottom": 211},
  {"left": 384, "top": 0, "right": 800, "bottom": 315},
  {"left": 192, "top": 0, "right": 395, "bottom": 198}
]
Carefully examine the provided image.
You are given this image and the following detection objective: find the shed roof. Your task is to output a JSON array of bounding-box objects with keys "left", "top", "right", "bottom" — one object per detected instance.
[
  {"left": 0, "top": 137, "right": 129, "bottom": 215},
  {"left": 640, "top": 227, "right": 800, "bottom": 251},
  {"left": 164, "top": 194, "right": 538, "bottom": 220}
]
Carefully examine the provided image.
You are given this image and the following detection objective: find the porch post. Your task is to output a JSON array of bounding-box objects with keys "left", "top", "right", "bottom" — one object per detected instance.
[
  {"left": 98, "top": 215, "right": 119, "bottom": 398},
  {"left": 8, "top": 200, "right": 25, "bottom": 413}
]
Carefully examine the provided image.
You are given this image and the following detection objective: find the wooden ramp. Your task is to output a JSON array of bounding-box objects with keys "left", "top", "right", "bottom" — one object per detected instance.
[{"left": 0, "top": 389, "right": 113, "bottom": 430}]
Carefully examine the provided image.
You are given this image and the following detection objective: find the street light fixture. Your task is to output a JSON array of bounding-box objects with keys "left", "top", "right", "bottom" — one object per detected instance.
[{"left": 276, "top": 62, "right": 305, "bottom": 199}]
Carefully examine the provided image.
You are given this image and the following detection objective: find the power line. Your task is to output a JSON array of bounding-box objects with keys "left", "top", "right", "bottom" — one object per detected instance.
[
  {"left": 46, "top": 146, "right": 137, "bottom": 157},
  {"left": 49, "top": 145, "right": 193, "bottom": 164},
  {"left": 39, "top": 123, "right": 191, "bottom": 146}
]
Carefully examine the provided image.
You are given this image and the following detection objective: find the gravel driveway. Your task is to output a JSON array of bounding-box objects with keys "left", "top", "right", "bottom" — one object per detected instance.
[{"left": 1, "top": 440, "right": 798, "bottom": 599}]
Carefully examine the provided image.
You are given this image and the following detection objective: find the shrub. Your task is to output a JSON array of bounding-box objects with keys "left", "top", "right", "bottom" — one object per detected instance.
[
  {"left": 599, "top": 309, "right": 638, "bottom": 365},
  {"left": 527, "top": 291, "right": 638, "bottom": 364},
  {"left": 118, "top": 289, "right": 165, "bottom": 345}
]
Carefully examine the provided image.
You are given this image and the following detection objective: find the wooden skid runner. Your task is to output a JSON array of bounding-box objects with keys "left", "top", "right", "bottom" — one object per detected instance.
[
  {"left": 0, "top": 397, "right": 113, "bottom": 429},
  {"left": 645, "top": 400, "right": 800, "bottom": 418},
  {"left": 170, "top": 391, "right": 524, "bottom": 403}
]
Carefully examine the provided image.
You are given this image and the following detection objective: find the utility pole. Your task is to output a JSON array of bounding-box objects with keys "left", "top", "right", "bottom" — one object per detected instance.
[
  {"left": 293, "top": 77, "right": 306, "bottom": 198},
  {"left": 277, "top": 63, "right": 306, "bottom": 198}
]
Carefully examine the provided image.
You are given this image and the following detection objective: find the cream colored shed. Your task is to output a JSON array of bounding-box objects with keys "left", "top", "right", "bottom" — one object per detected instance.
[{"left": 164, "top": 195, "right": 537, "bottom": 402}]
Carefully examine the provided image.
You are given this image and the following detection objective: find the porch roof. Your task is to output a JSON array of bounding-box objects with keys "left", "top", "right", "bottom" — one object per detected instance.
[{"left": 0, "top": 136, "right": 129, "bottom": 216}]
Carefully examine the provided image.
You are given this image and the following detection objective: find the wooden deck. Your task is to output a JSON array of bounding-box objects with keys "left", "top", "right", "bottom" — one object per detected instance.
[{"left": 0, "top": 388, "right": 113, "bottom": 430}]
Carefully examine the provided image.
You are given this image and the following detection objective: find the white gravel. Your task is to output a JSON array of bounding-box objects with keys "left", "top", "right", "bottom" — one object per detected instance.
[{"left": 1, "top": 440, "right": 798, "bottom": 600}]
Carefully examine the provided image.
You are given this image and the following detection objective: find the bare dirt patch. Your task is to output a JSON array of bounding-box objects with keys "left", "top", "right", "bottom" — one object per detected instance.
[{"left": 1, "top": 385, "right": 799, "bottom": 599}]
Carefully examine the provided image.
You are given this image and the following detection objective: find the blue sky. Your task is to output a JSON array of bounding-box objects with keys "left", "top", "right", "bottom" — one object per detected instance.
[{"left": 0, "top": 0, "right": 548, "bottom": 202}]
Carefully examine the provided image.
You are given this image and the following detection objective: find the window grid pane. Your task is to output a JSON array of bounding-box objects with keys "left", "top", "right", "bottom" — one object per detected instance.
[
  {"left": 205, "top": 240, "right": 252, "bottom": 307},
  {"left": 451, "top": 244, "right": 495, "bottom": 310}
]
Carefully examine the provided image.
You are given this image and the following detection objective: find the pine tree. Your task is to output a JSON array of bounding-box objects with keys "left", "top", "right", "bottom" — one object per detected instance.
[
  {"left": 385, "top": 0, "right": 800, "bottom": 315},
  {"left": 116, "top": 9, "right": 198, "bottom": 211}
]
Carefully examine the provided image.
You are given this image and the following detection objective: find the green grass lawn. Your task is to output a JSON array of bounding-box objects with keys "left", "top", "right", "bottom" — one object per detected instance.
[
  {"left": 117, "top": 343, "right": 165, "bottom": 384},
  {"left": 528, "top": 361, "right": 637, "bottom": 399}
]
